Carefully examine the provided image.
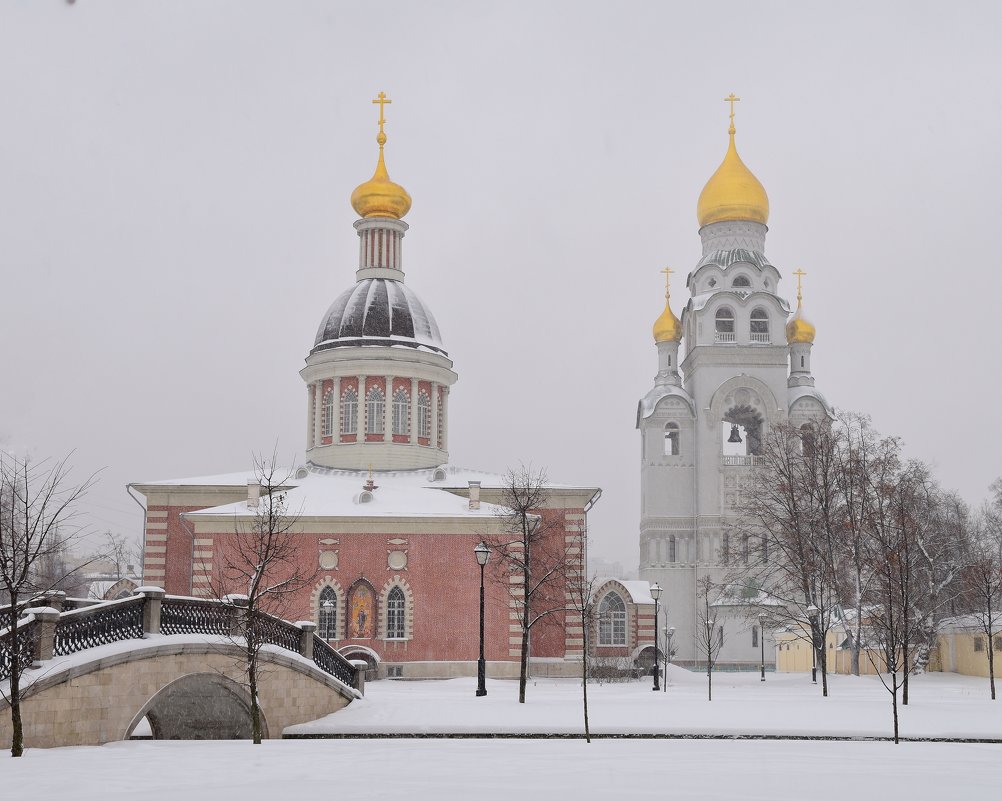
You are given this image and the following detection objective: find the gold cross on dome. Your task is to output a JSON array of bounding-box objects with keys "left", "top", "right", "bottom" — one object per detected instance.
[
  {"left": 793, "top": 268, "right": 807, "bottom": 301},
  {"left": 372, "top": 92, "right": 392, "bottom": 135},
  {"left": 724, "top": 93, "right": 740, "bottom": 132},
  {"left": 661, "top": 266, "right": 674, "bottom": 299}
]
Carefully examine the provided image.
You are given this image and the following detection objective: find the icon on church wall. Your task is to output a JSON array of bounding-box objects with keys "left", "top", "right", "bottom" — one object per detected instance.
[{"left": 348, "top": 582, "right": 375, "bottom": 638}]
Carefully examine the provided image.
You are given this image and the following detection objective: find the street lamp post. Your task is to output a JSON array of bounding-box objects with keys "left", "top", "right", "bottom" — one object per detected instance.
[
  {"left": 758, "top": 612, "right": 766, "bottom": 682},
  {"left": 474, "top": 542, "right": 490, "bottom": 697},
  {"left": 807, "top": 603, "right": 819, "bottom": 684},
  {"left": 650, "top": 583, "right": 662, "bottom": 692}
]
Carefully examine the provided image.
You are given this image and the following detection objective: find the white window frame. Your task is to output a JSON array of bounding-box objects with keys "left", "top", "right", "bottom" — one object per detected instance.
[
  {"left": 321, "top": 389, "right": 335, "bottom": 438},
  {"left": 598, "top": 592, "right": 627, "bottom": 646},
  {"left": 386, "top": 586, "right": 406, "bottom": 639},
  {"left": 366, "top": 388, "right": 385, "bottom": 435},
  {"left": 341, "top": 387, "right": 358, "bottom": 435},
  {"left": 417, "top": 391, "right": 431, "bottom": 438},
  {"left": 392, "top": 389, "right": 409, "bottom": 436}
]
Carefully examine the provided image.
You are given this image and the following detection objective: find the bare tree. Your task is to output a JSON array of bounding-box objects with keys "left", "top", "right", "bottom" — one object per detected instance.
[
  {"left": 211, "top": 453, "right": 315, "bottom": 744},
  {"left": 564, "top": 523, "right": 599, "bottom": 742},
  {"left": 487, "top": 466, "right": 574, "bottom": 704},
  {"left": 732, "top": 420, "right": 842, "bottom": 696},
  {"left": 695, "top": 576, "right": 724, "bottom": 701},
  {"left": 962, "top": 494, "right": 1002, "bottom": 699},
  {"left": 0, "top": 452, "right": 94, "bottom": 757},
  {"left": 94, "top": 530, "right": 140, "bottom": 583}
]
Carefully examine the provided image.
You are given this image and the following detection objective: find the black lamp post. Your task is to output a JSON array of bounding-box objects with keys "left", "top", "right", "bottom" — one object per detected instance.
[
  {"left": 474, "top": 542, "right": 490, "bottom": 697},
  {"left": 758, "top": 612, "right": 766, "bottom": 682},
  {"left": 650, "top": 583, "right": 662, "bottom": 691},
  {"left": 807, "top": 603, "right": 818, "bottom": 684}
]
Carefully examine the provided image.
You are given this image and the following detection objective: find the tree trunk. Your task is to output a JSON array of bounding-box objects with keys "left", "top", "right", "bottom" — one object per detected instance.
[
  {"left": 819, "top": 643, "right": 829, "bottom": 697},
  {"left": 518, "top": 620, "right": 529, "bottom": 704},
  {"left": 988, "top": 624, "right": 996, "bottom": 701},
  {"left": 582, "top": 627, "right": 590, "bottom": 743},
  {"left": 891, "top": 671, "right": 900, "bottom": 744},
  {"left": 9, "top": 612, "right": 24, "bottom": 757},
  {"left": 706, "top": 659, "right": 712, "bottom": 702},
  {"left": 248, "top": 631, "right": 262, "bottom": 744},
  {"left": 902, "top": 649, "right": 909, "bottom": 706}
]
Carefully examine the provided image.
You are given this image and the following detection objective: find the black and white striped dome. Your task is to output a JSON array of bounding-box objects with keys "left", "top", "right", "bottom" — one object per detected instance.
[{"left": 312, "top": 278, "right": 446, "bottom": 355}]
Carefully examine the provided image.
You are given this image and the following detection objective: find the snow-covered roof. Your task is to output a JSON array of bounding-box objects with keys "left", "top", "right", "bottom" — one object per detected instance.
[
  {"left": 636, "top": 384, "right": 695, "bottom": 424},
  {"left": 594, "top": 578, "right": 656, "bottom": 605},
  {"left": 185, "top": 470, "right": 508, "bottom": 520},
  {"left": 788, "top": 386, "right": 834, "bottom": 416},
  {"left": 687, "top": 289, "right": 793, "bottom": 315},
  {"left": 133, "top": 463, "right": 588, "bottom": 493}
]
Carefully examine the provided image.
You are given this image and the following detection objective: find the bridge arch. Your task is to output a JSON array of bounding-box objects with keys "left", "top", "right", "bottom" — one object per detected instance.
[{"left": 124, "top": 672, "right": 267, "bottom": 741}]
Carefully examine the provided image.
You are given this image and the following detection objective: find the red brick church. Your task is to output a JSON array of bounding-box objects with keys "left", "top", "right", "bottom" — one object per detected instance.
[{"left": 130, "top": 96, "right": 601, "bottom": 680}]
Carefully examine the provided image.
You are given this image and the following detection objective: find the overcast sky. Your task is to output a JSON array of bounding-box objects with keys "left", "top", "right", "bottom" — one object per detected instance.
[{"left": 2, "top": 1, "right": 1000, "bottom": 567}]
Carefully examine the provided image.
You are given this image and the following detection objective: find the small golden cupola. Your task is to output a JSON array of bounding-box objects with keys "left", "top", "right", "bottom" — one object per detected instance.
[
  {"left": 350, "top": 92, "right": 412, "bottom": 220},
  {"left": 696, "top": 94, "right": 769, "bottom": 228},
  {"left": 786, "top": 268, "right": 816, "bottom": 344},
  {"left": 653, "top": 267, "right": 683, "bottom": 343}
]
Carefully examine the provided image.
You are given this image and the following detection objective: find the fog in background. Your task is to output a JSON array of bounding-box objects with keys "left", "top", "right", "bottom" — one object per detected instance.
[{"left": 2, "top": 1, "right": 1000, "bottom": 569}]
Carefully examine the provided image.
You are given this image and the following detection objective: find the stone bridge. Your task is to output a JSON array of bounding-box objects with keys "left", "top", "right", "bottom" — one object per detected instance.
[{"left": 0, "top": 590, "right": 362, "bottom": 749}]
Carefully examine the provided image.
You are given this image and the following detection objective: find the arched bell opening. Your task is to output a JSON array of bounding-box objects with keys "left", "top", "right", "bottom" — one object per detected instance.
[{"left": 721, "top": 404, "right": 765, "bottom": 457}]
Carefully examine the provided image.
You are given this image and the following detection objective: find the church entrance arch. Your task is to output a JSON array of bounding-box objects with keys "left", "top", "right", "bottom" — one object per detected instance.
[{"left": 125, "top": 673, "right": 264, "bottom": 741}]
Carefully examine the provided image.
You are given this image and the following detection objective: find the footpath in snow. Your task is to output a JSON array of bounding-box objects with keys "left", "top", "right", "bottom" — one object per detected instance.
[{"left": 286, "top": 667, "right": 1002, "bottom": 740}]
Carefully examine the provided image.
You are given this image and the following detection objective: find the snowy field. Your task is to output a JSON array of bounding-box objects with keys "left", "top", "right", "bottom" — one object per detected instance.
[
  {"left": 290, "top": 665, "right": 1002, "bottom": 740},
  {"left": 5, "top": 669, "right": 1002, "bottom": 800}
]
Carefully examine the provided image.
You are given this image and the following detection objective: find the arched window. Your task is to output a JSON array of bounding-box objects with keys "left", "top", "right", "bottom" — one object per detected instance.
[
  {"left": 664, "top": 422, "right": 680, "bottom": 456},
  {"left": 341, "top": 388, "right": 357, "bottom": 435},
  {"left": 750, "top": 308, "right": 770, "bottom": 343},
  {"left": 598, "top": 592, "right": 627, "bottom": 646},
  {"left": 366, "top": 388, "right": 384, "bottom": 435},
  {"left": 417, "top": 391, "right": 431, "bottom": 438},
  {"left": 322, "top": 389, "right": 335, "bottom": 437},
  {"left": 668, "top": 535, "right": 677, "bottom": 563},
  {"left": 318, "top": 587, "right": 337, "bottom": 640},
  {"left": 732, "top": 275, "right": 752, "bottom": 288},
  {"left": 392, "top": 389, "right": 409, "bottom": 436},
  {"left": 715, "top": 307, "right": 735, "bottom": 342},
  {"left": 721, "top": 532, "right": 730, "bottom": 565},
  {"left": 386, "top": 586, "right": 406, "bottom": 639}
]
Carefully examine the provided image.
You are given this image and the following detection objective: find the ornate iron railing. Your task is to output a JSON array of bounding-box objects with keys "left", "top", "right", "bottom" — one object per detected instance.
[
  {"left": 53, "top": 597, "right": 145, "bottom": 657},
  {"left": 3, "top": 593, "right": 358, "bottom": 690},
  {"left": 251, "top": 612, "right": 301, "bottom": 653},
  {"left": 313, "top": 638, "right": 358, "bottom": 687},
  {"left": 0, "top": 619, "right": 39, "bottom": 683},
  {"left": 160, "top": 597, "right": 233, "bottom": 636}
]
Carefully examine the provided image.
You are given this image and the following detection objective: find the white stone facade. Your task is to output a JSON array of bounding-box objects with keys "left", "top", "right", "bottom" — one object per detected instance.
[{"left": 638, "top": 219, "right": 829, "bottom": 665}]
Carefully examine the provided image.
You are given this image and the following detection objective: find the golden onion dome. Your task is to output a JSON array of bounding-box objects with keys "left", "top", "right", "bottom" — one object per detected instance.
[
  {"left": 351, "top": 93, "right": 412, "bottom": 220},
  {"left": 786, "top": 269, "right": 816, "bottom": 344},
  {"left": 653, "top": 267, "right": 683, "bottom": 343},
  {"left": 696, "top": 99, "right": 769, "bottom": 228},
  {"left": 786, "top": 305, "right": 816, "bottom": 344}
]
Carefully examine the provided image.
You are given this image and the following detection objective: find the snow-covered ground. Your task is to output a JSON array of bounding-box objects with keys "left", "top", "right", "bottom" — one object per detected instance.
[
  {"left": 289, "top": 667, "right": 1002, "bottom": 740},
  {"left": 6, "top": 669, "right": 1002, "bottom": 799}
]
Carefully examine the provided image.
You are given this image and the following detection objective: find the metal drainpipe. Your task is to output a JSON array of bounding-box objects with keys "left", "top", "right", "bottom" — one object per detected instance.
[{"left": 125, "top": 484, "right": 148, "bottom": 581}]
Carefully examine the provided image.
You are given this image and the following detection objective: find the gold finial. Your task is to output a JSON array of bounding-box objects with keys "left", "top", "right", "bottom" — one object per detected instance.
[
  {"left": 786, "top": 269, "right": 816, "bottom": 344},
  {"left": 696, "top": 94, "right": 768, "bottom": 227},
  {"left": 351, "top": 91, "right": 412, "bottom": 219},
  {"left": 793, "top": 268, "right": 807, "bottom": 305},
  {"left": 724, "top": 93, "right": 741, "bottom": 135},
  {"left": 661, "top": 266, "right": 674, "bottom": 301},
  {"left": 653, "top": 266, "right": 682, "bottom": 343},
  {"left": 372, "top": 91, "right": 391, "bottom": 145},
  {"left": 364, "top": 463, "right": 378, "bottom": 492}
]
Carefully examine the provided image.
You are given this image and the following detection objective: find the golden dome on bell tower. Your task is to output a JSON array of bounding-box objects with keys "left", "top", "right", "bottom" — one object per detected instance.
[
  {"left": 350, "top": 92, "right": 412, "bottom": 220},
  {"left": 653, "top": 267, "right": 683, "bottom": 343},
  {"left": 786, "top": 268, "right": 816, "bottom": 344},
  {"left": 696, "top": 94, "right": 769, "bottom": 228}
]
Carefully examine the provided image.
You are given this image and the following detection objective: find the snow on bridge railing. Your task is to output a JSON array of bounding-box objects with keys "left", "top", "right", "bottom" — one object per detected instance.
[{"left": 1, "top": 590, "right": 359, "bottom": 692}]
